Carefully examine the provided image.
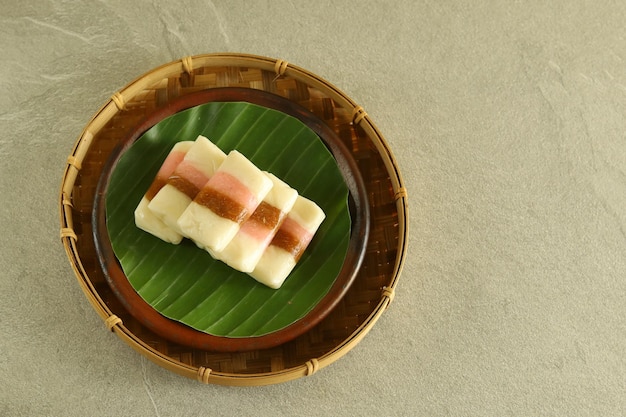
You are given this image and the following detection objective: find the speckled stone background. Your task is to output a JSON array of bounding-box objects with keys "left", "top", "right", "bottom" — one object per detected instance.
[{"left": 2, "top": 1, "right": 626, "bottom": 416}]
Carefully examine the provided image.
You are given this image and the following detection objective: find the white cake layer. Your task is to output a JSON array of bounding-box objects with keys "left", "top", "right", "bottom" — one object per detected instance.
[
  {"left": 147, "top": 184, "right": 192, "bottom": 233},
  {"left": 170, "top": 140, "right": 194, "bottom": 154},
  {"left": 249, "top": 245, "right": 297, "bottom": 289},
  {"left": 262, "top": 173, "right": 298, "bottom": 211},
  {"left": 215, "top": 231, "right": 262, "bottom": 273},
  {"left": 177, "top": 202, "right": 240, "bottom": 252},
  {"left": 183, "top": 135, "right": 226, "bottom": 178},
  {"left": 218, "top": 150, "right": 273, "bottom": 201},
  {"left": 288, "top": 196, "right": 326, "bottom": 233},
  {"left": 134, "top": 197, "right": 183, "bottom": 244}
]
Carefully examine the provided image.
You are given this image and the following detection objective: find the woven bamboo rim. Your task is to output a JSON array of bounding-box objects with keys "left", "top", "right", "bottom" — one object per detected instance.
[{"left": 59, "top": 53, "right": 408, "bottom": 386}]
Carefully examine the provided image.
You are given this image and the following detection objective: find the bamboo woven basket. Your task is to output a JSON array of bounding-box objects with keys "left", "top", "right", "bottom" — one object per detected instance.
[{"left": 59, "top": 53, "right": 408, "bottom": 386}]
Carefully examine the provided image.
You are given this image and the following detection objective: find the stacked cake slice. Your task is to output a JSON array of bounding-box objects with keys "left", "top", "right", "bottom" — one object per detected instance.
[
  {"left": 147, "top": 136, "right": 226, "bottom": 236},
  {"left": 134, "top": 140, "right": 194, "bottom": 244},
  {"left": 134, "top": 135, "right": 325, "bottom": 289}
]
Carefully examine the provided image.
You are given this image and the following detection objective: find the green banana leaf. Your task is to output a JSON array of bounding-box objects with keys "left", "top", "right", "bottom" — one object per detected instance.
[{"left": 105, "top": 102, "right": 351, "bottom": 337}]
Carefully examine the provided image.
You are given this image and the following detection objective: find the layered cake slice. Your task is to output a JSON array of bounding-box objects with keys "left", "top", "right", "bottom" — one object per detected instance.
[
  {"left": 134, "top": 141, "right": 193, "bottom": 243},
  {"left": 213, "top": 173, "right": 298, "bottom": 273},
  {"left": 250, "top": 195, "right": 325, "bottom": 289},
  {"left": 177, "top": 150, "right": 274, "bottom": 252},
  {"left": 148, "top": 135, "right": 226, "bottom": 235}
]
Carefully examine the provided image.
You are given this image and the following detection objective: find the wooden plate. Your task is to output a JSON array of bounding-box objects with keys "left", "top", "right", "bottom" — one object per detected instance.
[{"left": 92, "top": 88, "right": 370, "bottom": 351}]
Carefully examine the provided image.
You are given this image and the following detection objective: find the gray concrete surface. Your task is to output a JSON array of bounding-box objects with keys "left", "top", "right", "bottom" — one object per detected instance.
[{"left": 2, "top": 1, "right": 626, "bottom": 416}]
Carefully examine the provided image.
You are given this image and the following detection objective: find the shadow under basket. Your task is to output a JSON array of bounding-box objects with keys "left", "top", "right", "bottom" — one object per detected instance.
[{"left": 59, "top": 53, "right": 409, "bottom": 386}]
